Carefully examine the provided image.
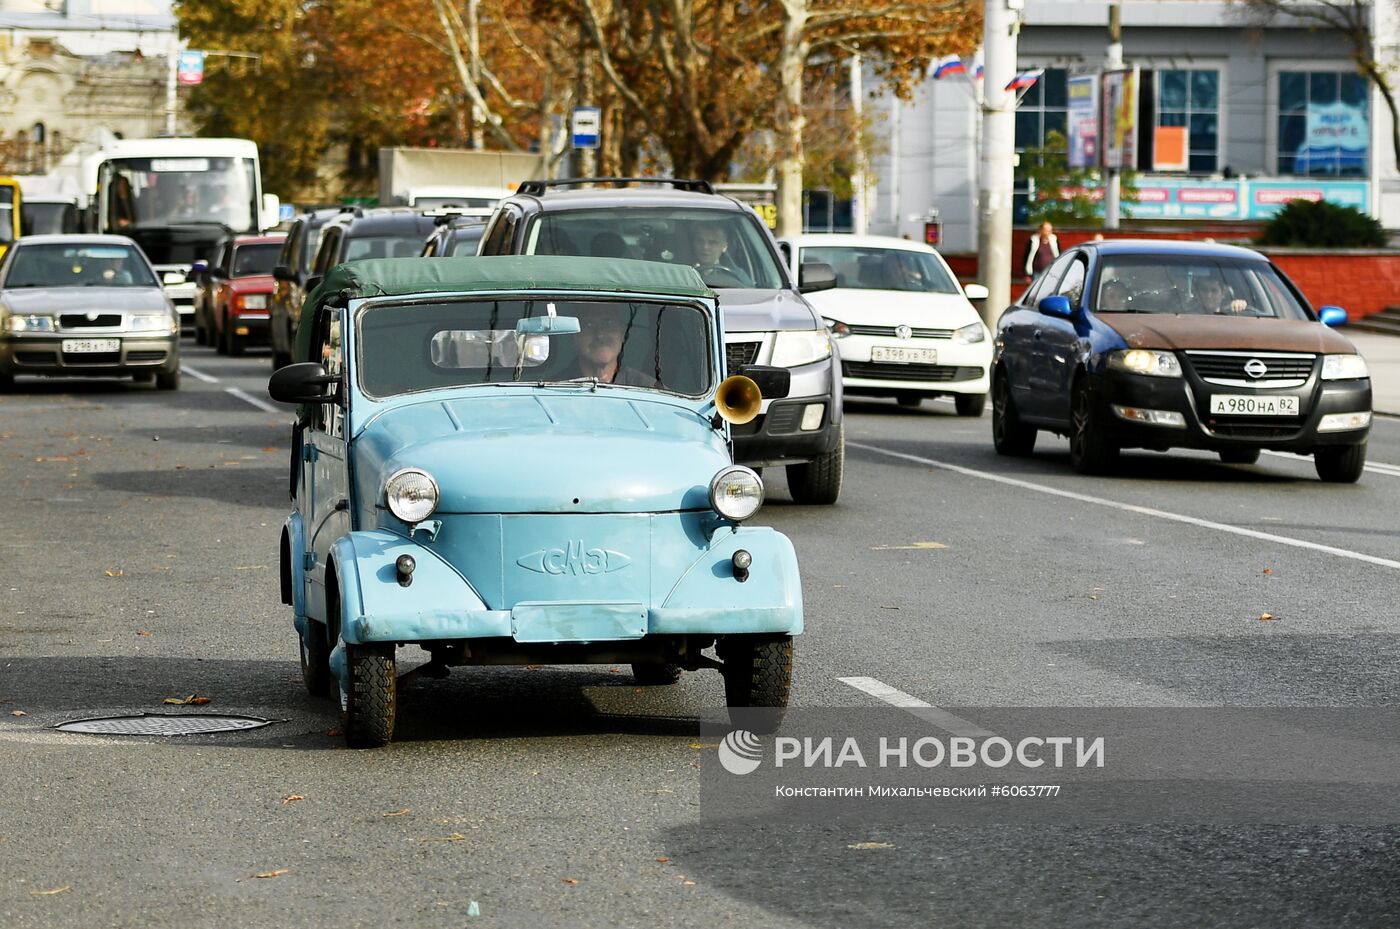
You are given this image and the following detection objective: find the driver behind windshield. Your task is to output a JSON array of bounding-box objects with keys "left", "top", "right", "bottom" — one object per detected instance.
[
  {"left": 1189, "top": 276, "right": 1248, "bottom": 315},
  {"left": 690, "top": 222, "right": 752, "bottom": 287},
  {"left": 568, "top": 305, "right": 657, "bottom": 386}
]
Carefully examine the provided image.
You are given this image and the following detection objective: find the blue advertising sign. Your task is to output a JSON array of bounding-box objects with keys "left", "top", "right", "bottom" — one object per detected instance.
[
  {"left": 1125, "top": 176, "right": 1370, "bottom": 220},
  {"left": 1066, "top": 75, "right": 1098, "bottom": 169}
]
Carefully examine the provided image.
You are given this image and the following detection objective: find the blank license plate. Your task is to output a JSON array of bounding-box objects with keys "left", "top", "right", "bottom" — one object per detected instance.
[
  {"left": 871, "top": 346, "right": 937, "bottom": 364},
  {"left": 62, "top": 339, "right": 120, "bottom": 353},
  {"left": 1210, "top": 394, "right": 1299, "bottom": 416}
]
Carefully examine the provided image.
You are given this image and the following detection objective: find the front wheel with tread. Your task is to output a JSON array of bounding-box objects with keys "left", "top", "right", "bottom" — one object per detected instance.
[
  {"left": 955, "top": 392, "right": 987, "bottom": 417},
  {"left": 156, "top": 368, "right": 180, "bottom": 391},
  {"left": 785, "top": 426, "right": 843, "bottom": 505},
  {"left": 341, "top": 644, "right": 396, "bottom": 748},
  {"left": 991, "top": 371, "right": 1036, "bottom": 456},
  {"left": 1315, "top": 443, "right": 1366, "bottom": 483},
  {"left": 1069, "top": 380, "right": 1118, "bottom": 474},
  {"left": 721, "top": 635, "right": 793, "bottom": 732},
  {"left": 299, "top": 621, "right": 331, "bottom": 697}
]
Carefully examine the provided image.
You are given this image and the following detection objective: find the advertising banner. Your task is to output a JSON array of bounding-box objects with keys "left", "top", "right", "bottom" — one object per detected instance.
[
  {"left": 1066, "top": 75, "right": 1098, "bottom": 169},
  {"left": 176, "top": 50, "right": 205, "bottom": 87},
  {"left": 1126, "top": 177, "right": 1370, "bottom": 220},
  {"left": 1290, "top": 100, "right": 1369, "bottom": 174},
  {"left": 1101, "top": 68, "right": 1139, "bottom": 170}
]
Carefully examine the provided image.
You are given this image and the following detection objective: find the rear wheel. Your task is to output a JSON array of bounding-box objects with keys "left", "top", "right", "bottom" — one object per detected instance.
[
  {"left": 1219, "top": 448, "right": 1261, "bottom": 465},
  {"left": 991, "top": 370, "right": 1036, "bottom": 456},
  {"left": 1069, "top": 379, "right": 1118, "bottom": 474},
  {"left": 228, "top": 333, "right": 245, "bottom": 357},
  {"left": 786, "top": 425, "right": 843, "bottom": 505},
  {"left": 721, "top": 635, "right": 793, "bottom": 733},
  {"left": 1315, "top": 443, "right": 1366, "bottom": 483},
  {"left": 299, "top": 620, "right": 331, "bottom": 697},
  {"left": 341, "top": 643, "right": 396, "bottom": 748},
  {"left": 216, "top": 323, "right": 229, "bottom": 355},
  {"left": 955, "top": 392, "right": 987, "bottom": 417},
  {"left": 194, "top": 316, "right": 208, "bottom": 346},
  {"left": 631, "top": 662, "right": 683, "bottom": 685}
]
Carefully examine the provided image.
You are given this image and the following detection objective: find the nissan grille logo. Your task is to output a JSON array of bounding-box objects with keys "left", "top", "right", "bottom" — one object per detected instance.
[{"left": 1244, "top": 358, "right": 1269, "bottom": 379}]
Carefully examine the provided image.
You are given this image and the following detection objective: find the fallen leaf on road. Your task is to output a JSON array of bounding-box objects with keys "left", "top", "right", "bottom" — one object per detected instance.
[
  {"left": 253, "top": 869, "right": 290, "bottom": 879},
  {"left": 421, "top": 833, "right": 466, "bottom": 843},
  {"left": 104, "top": 569, "right": 124, "bottom": 577},
  {"left": 682, "top": 880, "right": 696, "bottom": 886},
  {"left": 1259, "top": 612, "right": 1277, "bottom": 621},
  {"left": 689, "top": 742, "right": 718, "bottom": 749},
  {"left": 562, "top": 878, "right": 579, "bottom": 885},
  {"left": 383, "top": 808, "right": 412, "bottom": 817},
  {"left": 10, "top": 710, "right": 25, "bottom": 717},
  {"left": 262, "top": 447, "right": 278, "bottom": 453},
  {"left": 28, "top": 885, "right": 71, "bottom": 896},
  {"left": 136, "top": 629, "right": 151, "bottom": 637},
  {"left": 281, "top": 795, "right": 304, "bottom": 804},
  {"left": 655, "top": 857, "right": 670, "bottom": 863},
  {"left": 847, "top": 842, "right": 896, "bottom": 850},
  {"left": 870, "top": 542, "right": 947, "bottom": 551},
  {"left": 1263, "top": 568, "right": 1274, "bottom": 575},
  {"left": 162, "top": 694, "right": 211, "bottom": 706},
  {"left": 609, "top": 667, "right": 621, "bottom": 673},
  {"left": 324, "top": 727, "right": 342, "bottom": 737},
  {"left": 524, "top": 664, "right": 541, "bottom": 671}
]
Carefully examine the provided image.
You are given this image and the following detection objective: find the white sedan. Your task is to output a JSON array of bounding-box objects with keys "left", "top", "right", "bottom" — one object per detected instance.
[{"left": 779, "top": 234, "right": 991, "bottom": 415}]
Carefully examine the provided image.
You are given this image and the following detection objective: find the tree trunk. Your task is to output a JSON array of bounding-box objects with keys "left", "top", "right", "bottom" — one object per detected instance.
[{"left": 775, "top": 0, "right": 808, "bottom": 236}]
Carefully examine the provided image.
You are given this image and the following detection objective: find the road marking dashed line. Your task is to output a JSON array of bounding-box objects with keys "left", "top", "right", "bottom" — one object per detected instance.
[
  {"left": 838, "top": 676, "right": 996, "bottom": 737},
  {"left": 850, "top": 441, "right": 1400, "bottom": 571},
  {"left": 224, "top": 387, "right": 280, "bottom": 414},
  {"left": 1260, "top": 449, "right": 1400, "bottom": 477},
  {"left": 180, "top": 364, "right": 218, "bottom": 384}
]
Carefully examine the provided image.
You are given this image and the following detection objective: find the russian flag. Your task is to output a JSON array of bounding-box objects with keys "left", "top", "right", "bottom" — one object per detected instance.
[
  {"left": 972, "top": 64, "right": 984, "bottom": 80},
  {"left": 932, "top": 56, "right": 966, "bottom": 80},
  {"left": 1005, "top": 69, "right": 1044, "bottom": 91}
]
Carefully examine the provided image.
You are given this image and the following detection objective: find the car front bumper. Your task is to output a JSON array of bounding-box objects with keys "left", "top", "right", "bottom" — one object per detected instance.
[
  {"left": 728, "top": 353, "right": 842, "bottom": 467},
  {"left": 836, "top": 335, "right": 991, "bottom": 397},
  {"left": 0, "top": 332, "right": 180, "bottom": 376},
  {"left": 1096, "top": 370, "right": 1372, "bottom": 452}
]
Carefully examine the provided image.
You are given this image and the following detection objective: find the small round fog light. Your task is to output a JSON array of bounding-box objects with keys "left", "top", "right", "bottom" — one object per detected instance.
[
  {"left": 395, "top": 554, "right": 416, "bottom": 587},
  {"left": 731, "top": 549, "right": 752, "bottom": 583}
]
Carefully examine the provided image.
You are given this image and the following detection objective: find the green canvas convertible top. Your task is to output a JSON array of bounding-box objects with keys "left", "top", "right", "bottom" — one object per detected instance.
[{"left": 295, "top": 255, "right": 711, "bottom": 364}]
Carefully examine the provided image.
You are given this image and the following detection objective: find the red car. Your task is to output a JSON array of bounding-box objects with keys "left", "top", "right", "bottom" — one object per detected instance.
[{"left": 198, "top": 233, "right": 286, "bottom": 356}]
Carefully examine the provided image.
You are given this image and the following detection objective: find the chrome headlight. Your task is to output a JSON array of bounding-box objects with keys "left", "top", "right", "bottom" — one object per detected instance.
[
  {"left": 1321, "top": 354, "right": 1369, "bottom": 380},
  {"left": 129, "top": 313, "right": 177, "bottom": 333},
  {"left": 1106, "top": 349, "right": 1182, "bottom": 378},
  {"left": 4, "top": 314, "right": 55, "bottom": 333},
  {"left": 953, "top": 321, "right": 987, "bottom": 344},
  {"left": 771, "top": 329, "right": 832, "bottom": 367},
  {"left": 384, "top": 468, "right": 439, "bottom": 523},
  {"left": 709, "top": 465, "right": 764, "bottom": 521}
]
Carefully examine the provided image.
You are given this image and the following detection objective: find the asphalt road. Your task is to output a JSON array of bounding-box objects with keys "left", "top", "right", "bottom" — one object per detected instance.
[{"left": 3, "top": 343, "right": 1400, "bottom": 928}]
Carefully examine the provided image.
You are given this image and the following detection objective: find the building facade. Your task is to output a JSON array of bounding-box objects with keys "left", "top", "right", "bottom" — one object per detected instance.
[{"left": 865, "top": 0, "right": 1400, "bottom": 253}]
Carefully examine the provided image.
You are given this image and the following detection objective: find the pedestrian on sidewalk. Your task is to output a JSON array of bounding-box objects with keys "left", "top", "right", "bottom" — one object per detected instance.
[{"left": 1023, "top": 220, "right": 1059, "bottom": 282}]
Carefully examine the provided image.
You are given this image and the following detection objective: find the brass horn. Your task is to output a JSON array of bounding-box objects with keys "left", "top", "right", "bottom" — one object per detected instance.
[{"left": 715, "top": 374, "right": 763, "bottom": 425}]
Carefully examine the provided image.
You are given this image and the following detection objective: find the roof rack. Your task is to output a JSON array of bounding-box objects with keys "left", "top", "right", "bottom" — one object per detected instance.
[{"left": 514, "top": 177, "right": 715, "bottom": 196}]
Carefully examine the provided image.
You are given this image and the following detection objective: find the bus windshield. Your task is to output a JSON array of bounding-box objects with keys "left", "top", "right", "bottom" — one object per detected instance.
[{"left": 105, "top": 156, "right": 257, "bottom": 232}]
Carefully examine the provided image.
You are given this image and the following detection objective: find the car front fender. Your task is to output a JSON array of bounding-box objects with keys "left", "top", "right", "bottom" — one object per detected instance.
[{"left": 655, "top": 525, "right": 804, "bottom": 635}]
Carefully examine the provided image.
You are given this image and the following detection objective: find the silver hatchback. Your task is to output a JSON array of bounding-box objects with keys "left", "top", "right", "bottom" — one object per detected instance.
[{"left": 0, "top": 235, "right": 180, "bottom": 390}]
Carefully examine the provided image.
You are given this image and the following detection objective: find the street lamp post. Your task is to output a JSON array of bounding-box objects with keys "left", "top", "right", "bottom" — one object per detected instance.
[{"left": 977, "top": 0, "right": 1021, "bottom": 330}]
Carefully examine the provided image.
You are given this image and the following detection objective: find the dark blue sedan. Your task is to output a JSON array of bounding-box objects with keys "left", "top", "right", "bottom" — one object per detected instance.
[{"left": 991, "top": 240, "right": 1372, "bottom": 482}]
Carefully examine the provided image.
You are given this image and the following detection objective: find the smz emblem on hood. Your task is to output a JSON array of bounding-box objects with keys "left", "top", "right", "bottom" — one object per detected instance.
[
  {"left": 517, "top": 541, "right": 631, "bottom": 576},
  {"left": 1244, "top": 358, "right": 1269, "bottom": 379}
]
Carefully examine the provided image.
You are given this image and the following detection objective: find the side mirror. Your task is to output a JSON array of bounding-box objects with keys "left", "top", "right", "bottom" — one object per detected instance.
[
  {"left": 963, "top": 282, "right": 989, "bottom": 300},
  {"left": 186, "top": 260, "right": 208, "bottom": 283},
  {"left": 1038, "top": 294, "right": 1074, "bottom": 319},
  {"left": 268, "top": 362, "right": 340, "bottom": 405},
  {"left": 272, "top": 264, "right": 292, "bottom": 282},
  {"left": 1318, "top": 305, "right": 1347, "bottom": 327},
  {"left": 261, "top": 193, "right": 281, "bottom": 231},
  {"left": 799, "top": 262, "right": 838, "bottom": 294},
  {"left": 305, "top": 273, "right": 323, "bottom": 292},
  {"left": 736, "top": 364, "right": 791, "bottom": 400},
  {"left": 517, "top": 315, "right": 581, "bottom": 335}
]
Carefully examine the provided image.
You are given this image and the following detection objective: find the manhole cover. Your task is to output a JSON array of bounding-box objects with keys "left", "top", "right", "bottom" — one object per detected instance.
[{"left": 54, "top": 713, "right": 274, "bottom": 736}]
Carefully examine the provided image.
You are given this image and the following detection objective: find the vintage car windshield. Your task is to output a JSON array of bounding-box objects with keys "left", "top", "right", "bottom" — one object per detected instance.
[
  {"left": 3, "top": 243, "right": 158, "bottom": 289},
  {"left": 524, "top": 208, "right": 785, "bottom": 290},
  {"left": 799, "top": 245, "right": 961, "bottom": 294},
  {"left": 357, "top": 297, "right": 713, "bottom": 398},
  {"left": 1095, "top": 255, "right": 1312, "bottom": 320}
]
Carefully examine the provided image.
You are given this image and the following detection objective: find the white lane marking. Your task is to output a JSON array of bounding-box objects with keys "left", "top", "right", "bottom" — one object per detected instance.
[
  {"left": 850, "top": 440, "right": 1400, "bottom": 571},
  {"left": 1260, "top": 449, "right": 1400, "bottom": 477},
  {"left": 838, "top": 676, "right": 996, "bottom": 737},
  {"left": 180, "top": 364, "right": 219, "bottom": 384},
  {"left": 224, "top": 387, "right": 280, "bottom": 414}
]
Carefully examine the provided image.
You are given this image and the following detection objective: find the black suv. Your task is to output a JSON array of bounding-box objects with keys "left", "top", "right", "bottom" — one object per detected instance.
[
  {"left": 305, "top": 207, "right": 438, "bottom": 293},
  {"left": 270, "top": 207, "right": 340, "bottom": 369},
  {"left": 478, "top": 178, "right": 845, "bottom": 503},
  {"left": 420, "top": 212, "right": 490, "bottom": 257}
]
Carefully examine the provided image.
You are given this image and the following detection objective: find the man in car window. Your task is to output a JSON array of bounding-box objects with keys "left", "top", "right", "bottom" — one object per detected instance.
[
  {"left": 1190, "top": 277, "right": 1248, "bottom": 315},
  {"left": 691, "top": 223, "right": 752, "bottom": 287},
  {"left": 1100, "top": 279, "right": 1131, "bottom": 311},
  {"left": 570, "top": 306, "right": 657, "bottom": 387}
]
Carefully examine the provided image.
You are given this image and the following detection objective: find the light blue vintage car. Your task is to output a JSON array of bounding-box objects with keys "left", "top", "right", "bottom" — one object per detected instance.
[{"left": 271, "top": 256, "right": 802, "bottom": 746}]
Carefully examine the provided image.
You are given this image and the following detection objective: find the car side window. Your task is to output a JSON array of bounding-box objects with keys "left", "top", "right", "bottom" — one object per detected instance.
[
  {"left": 480, "top": 207, "right": 518, "bottom": 256},
  {"left": 312, "top": 229, "right": 338, "bottom": 274},
  {"left": 281, "top": 220, "right": 303, "bottom": 270},
  {"left": 310, "top": 306, "right": 344, "bottom": 437},
  {"left": 1055, "top": 258, "right": 1087, "bottom": 307}
]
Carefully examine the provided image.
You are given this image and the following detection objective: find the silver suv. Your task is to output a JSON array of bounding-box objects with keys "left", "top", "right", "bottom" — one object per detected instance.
[{"left": 478, "top": 178, "right": 845, "bottom": 503}]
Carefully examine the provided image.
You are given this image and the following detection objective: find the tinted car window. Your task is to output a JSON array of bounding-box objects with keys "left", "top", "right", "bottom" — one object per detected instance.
[
  {"left": 345, "top": 235, "right": 427, "bottom": 261},
  {"left": 524, "top": 208, "right": 784, "bottom": 290},
  {"left": 1096, "top": 255, "right": 1312, "bottom": 319},
  {"left": 233, "top": 243, "right": 282, "bottom": 276},
  {"left": 5, "top": 243, "right": 157, "bottom": 288},
  {"left": 358, "top": 298, "right": 712, "bottom": 398},
  {"left": 800, "top": 246, "right": 960, "bottom": 294}
]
